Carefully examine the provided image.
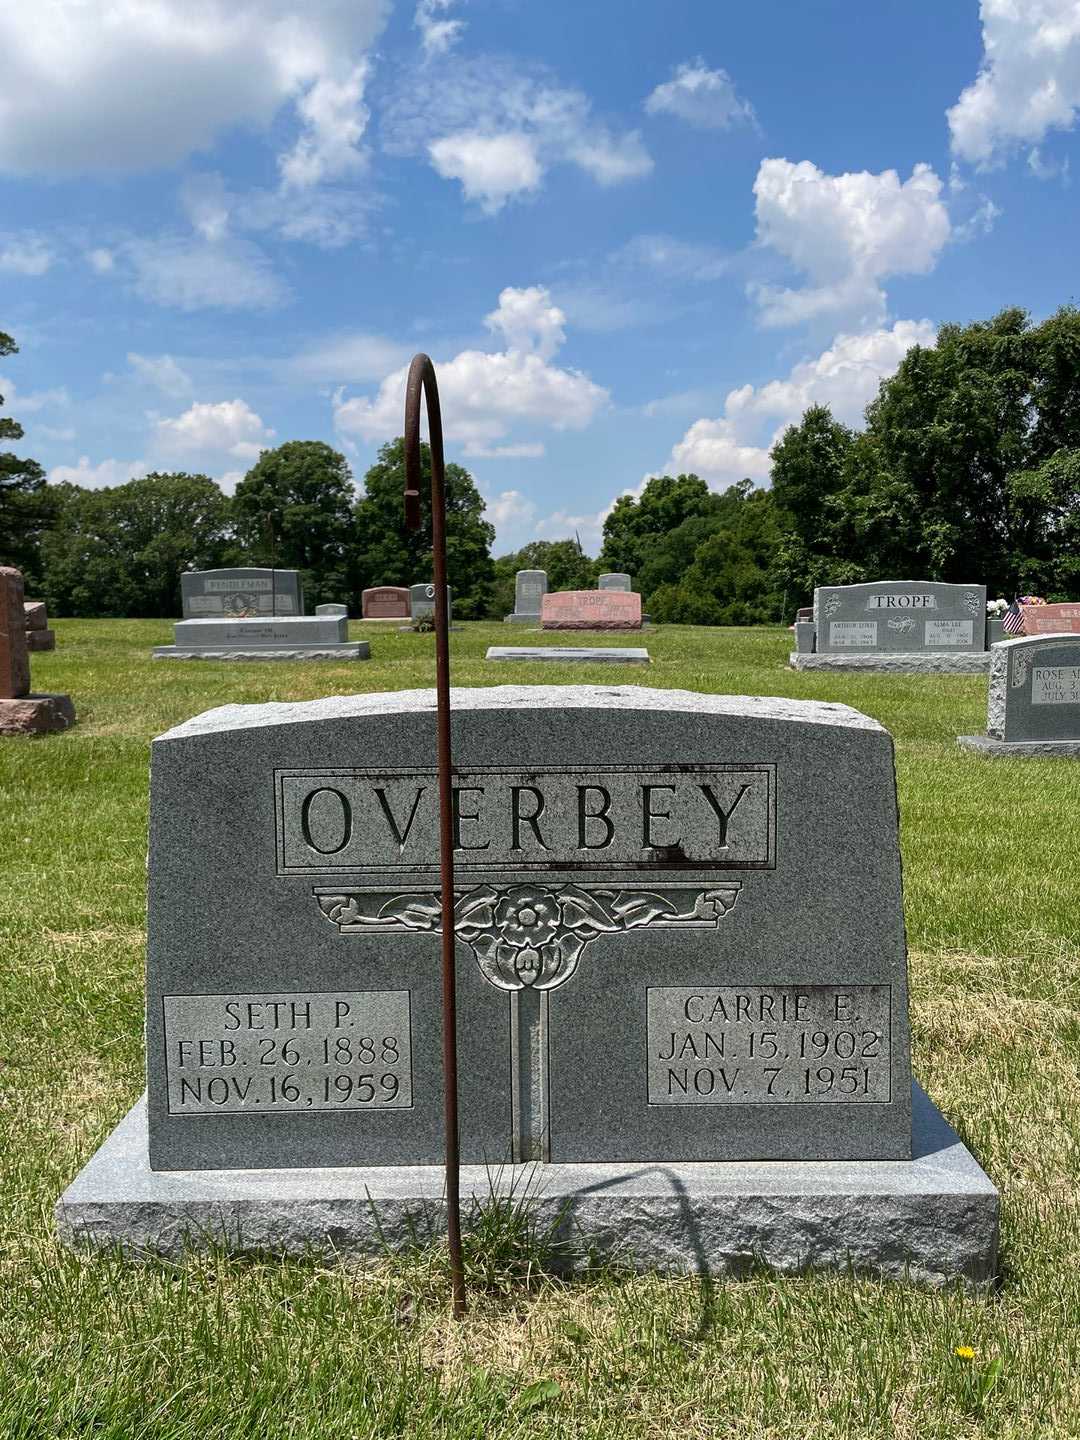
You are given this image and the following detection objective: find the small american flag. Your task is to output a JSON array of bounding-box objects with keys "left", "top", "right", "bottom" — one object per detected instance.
[{"left": 1002, "top": 600, "right": 1025, "bottom": 635}]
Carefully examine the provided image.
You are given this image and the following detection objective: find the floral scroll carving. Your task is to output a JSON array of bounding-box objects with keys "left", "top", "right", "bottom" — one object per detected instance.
[{"left": 316, "top": 882, "right": 742, "bottom": 993}]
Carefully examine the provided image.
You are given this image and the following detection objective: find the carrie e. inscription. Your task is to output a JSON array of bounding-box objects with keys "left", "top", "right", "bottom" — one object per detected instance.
[{"left": 647, "top": 984, "right": 891, "bottom": 1104}]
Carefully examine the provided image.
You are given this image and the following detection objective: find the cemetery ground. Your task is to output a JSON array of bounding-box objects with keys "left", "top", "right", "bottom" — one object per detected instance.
[{"left": 2, "top": 619, "right": 1079, "bottom": 1440}]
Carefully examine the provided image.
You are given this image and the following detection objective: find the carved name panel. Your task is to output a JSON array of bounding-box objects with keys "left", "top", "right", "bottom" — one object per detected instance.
[
  {"left": 277, "top": 764, "right": 775, "bottom": 874},
  {"left": 646, "top": 984, "right": 891, "bottom": 1105},
  {"left": 163, "top": 991, "right": 412, "bottom": 1114},
  {"left": 1033, "top": 666, "right": 1080, "bottom": 704}
]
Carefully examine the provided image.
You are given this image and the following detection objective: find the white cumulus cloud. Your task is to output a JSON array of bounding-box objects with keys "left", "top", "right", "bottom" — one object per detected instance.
[
  {"left": 0, "top": 375, "right": 69, "bottom": 414},
  {"left": 415, "top": 0, "right": 465, "bottom": 56},
  {"left": 384, "top": 55, "right": 651, "bottom": 211},
  {"left": 128, "top": 353, "right": 194, "bottom": 399},
  {"left": 279, "top": 61, "right": 370, "bottom": 189},
  {"left": 750, "top": 159, "right": 951, "bottom": 330},
  {"left": 664, "top": 320, "right": 937, "bottom": 489},
  {"left": 0, "top": 1, "right": 387, "bottom": 177},
  {"left": 645, "top": 59, "right": 755, "bottom": 130},
  {"left": 155, "top": 399, "right": 275, "bottom": 461},
  {"left": 0, "top": 233, "right": 54, "bottom": 275},
  {"left": 948, "top": 0, "right": 1080, "bottom": 168},
  {"left": 126, "top": 235, "right": 287, "bottom": 311},
  {"left": 49, "top": 456, "right": 150, "bottom": 488},
  {"left": 334, "top": 285, "right": 607, "bottom": 454}
]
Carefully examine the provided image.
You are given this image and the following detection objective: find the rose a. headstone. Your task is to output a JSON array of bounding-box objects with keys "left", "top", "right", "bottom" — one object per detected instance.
[
  {"left": 959, "top": 635, "right": 1080, "bottom": 757},
  {"left": 361, "top": 587, "right": 411, "bottom": 621},
  {"left": 58, "top": 686, "right": 997, "bottom": 1285},
  {"left": 793, "top": 581, "right": 989, "bottom": 672},
  {"left": 0, "top": 566, "right": 74, "bottom": 735},
  {"left": 505, "top": 569, "right": 548, "bottom": 624},
  {"left": 542, "top": 591, "right": 642, "bottom": 630},
  {"left": 181, "top": 568, "right": 303, "bottom": 619}
]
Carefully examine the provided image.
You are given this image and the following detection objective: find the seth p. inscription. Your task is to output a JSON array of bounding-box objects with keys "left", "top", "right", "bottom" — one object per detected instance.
[
  {"left": 163, "top": 991, "right": 412, "bottom": 1115},
  {"left": 647, "top": 984, "right": 891, "bottom": 1104},
  {"left": 277, "top": 764, "right": 775, "bottom": 874}
]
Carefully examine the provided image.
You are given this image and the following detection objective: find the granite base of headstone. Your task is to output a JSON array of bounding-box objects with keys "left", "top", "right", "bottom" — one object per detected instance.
[
  {"left": 505, "top": 569, "right": 548, "bottom": 624},
  {"left": 793, "top": 580, "right": 989, "bottom": 671},
  {"left": 153, "top": 616, "right": 369, "bottom": 662},
  {"left": 487, "top": 646, "right": 650, "bottom": 664},
  {"left": 959, "top": 634, "right": 1080, "bottom": 758},
  {"left": 57, "top": 685, "right": 997, "bottom": 1285},
  {"left": 1, "top": 567, "right": 75, "bottom": 735}
]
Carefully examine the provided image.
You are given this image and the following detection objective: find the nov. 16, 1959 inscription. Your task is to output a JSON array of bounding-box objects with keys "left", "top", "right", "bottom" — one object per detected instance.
[
  {"left": 647, "top": 985, "right": 891, "bottom": 1105},
  {"left": 163, "top": 991, "right": 413, "bottom": 1115},
  {"left": 275, "top": 764, "right": 775, "bottom": 873}
]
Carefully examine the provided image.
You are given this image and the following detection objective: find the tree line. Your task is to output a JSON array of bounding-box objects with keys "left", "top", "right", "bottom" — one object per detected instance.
[{"left": 3, "top": 307, "right": 1079, "bottom": 622}]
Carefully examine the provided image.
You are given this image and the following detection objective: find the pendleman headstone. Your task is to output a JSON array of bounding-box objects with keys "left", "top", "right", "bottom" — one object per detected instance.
[
  {"left": 57, "top": 686, "right": 998, "bottom": 1282},
  {"left": 1021, "top": 602, "right": 1080, "bottom": 635},
  {"left": 959, "top": 635, "right": 1080, "bottom": 757},
  {"left": 542, "top": 591, "right": 642, "bottom": 630},
  {"left": 362, "top": 587, "right": 411, "bottom": 620},
  {"left": 181, "top": 568, "right": 303, "bottom": 620},
  {"left": 410, "top": 583, "right": 452, "bottom": 623},
  {"left": 0, "top": 567, "right": 74, "bottom": 734},
  {"left": 598, "top": 573, "right": 632, "bottom": 592},
  {"left": 506, "top": 569, "right": 548, "bottom": 624}
]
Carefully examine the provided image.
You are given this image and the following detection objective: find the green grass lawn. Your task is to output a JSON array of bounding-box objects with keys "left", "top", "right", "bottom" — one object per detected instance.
[{"left": 2, "top": 619, "right": 1079, "bottom": 1439}]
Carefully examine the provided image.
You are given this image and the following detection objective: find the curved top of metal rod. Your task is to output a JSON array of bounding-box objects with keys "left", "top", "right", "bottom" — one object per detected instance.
[{"left": 403, "top": 353, "right": 445, "bottom": 532}]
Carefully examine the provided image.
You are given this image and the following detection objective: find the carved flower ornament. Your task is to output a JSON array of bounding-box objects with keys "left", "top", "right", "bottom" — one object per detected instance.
[{"left": 317, "top": 882, "right": 741, "bottom": 992}]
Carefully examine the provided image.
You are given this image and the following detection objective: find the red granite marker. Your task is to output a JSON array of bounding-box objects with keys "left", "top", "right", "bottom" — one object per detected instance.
[
  {"left": 1021, "top": 602, "right": 1080, "bottom": 635},
  {"left": 0, "top": 566, "right": 74, "bottom": 734},
  {"left": 541, "top": 589, "right": 642, "bottom": 630}
]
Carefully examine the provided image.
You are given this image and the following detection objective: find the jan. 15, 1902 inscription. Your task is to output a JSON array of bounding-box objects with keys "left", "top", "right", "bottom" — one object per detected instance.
[
  {"left": 647, "top": 984, "right": 891, "bottom": 1104},
  {"left": 163, "top": 991, "right": 412, "bottom": 1115}
]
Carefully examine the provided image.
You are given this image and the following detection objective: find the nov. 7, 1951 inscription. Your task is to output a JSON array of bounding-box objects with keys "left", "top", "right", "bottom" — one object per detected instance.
[
  {"left": 647, "top": 984, "right": 891, "bottom": 1104},
  {"left": 163, "top": 991, "right": 413, "bottom": 1115}
]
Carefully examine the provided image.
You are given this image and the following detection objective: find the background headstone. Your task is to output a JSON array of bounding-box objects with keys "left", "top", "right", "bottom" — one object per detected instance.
[
  {"left": 1021, "top": 602, "right": 1080, "bottom": 635},
  {"left": 361, "top": 587, "right": 410, "bottom": 620},
  {"left": 409, "top": 583, "right": 452, "bottom": 623},
  {"left": 542, "top": 591, "right": 642, "bottom": 630},
  {"left": 814, "top": 581, "right": 986, "bottom": 654},
  {"left": 24, "top": 599, "right": 55, "bottom": 652},
  {"left": 0, "top": 566, "right": 74, "bottom": 733},
  {"left": 794, "top": 621, "right": 815, "bottom": 654},
  {"left": 506, "top": 569, "right": 548, "bottom": 623},
  {"left": 598, "top": 573, "right": 632, "bottom": 592},
  {"left": 315, "top": 604, "right": 348, "bottom": 617},
  {"left": 181, "top": 568, "right": 303, "bottom": 620},
  {"left": 154, "top": 616, "right": 369, "bottom": 662}
]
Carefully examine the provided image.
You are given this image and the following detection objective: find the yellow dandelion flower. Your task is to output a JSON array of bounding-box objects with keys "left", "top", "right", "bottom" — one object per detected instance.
[{"left": 955, "top": 1346, "right": 976, "bottom": 1360}]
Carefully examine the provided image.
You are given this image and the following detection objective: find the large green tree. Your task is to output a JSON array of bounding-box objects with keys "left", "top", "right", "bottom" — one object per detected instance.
[
  {"left": 491, "top": 538, "right": 598, "bottom": 617},
  {"left": 599, "top": 473, "right": 714, "bottom": 578},
  {"left": 352, "top": 438, "right": 495, "bottom": 618},
  {"left": 0, "top": 331, "right": 51, "bottom": 586},
  {"left": 232, "top": 441, "right": 355, "bottom": 607},
  {"left": 40, "top": 472, "right": 231, "bottom": 617}
]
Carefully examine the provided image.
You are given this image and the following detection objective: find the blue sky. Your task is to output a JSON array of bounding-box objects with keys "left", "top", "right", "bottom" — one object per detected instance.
[{"left": 2, "top": 0, "right": 1079, "bottom": 553}]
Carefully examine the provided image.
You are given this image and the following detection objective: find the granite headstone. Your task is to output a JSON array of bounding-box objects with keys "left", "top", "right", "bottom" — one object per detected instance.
[
  {"left": 0, "top": 567, "right": 74, "bottom": 734},
  {"left": 542, "top": 591, "right": 642, "bottom": 631},
  {"left": 409, "top": 583, "right": 452, "bottom": 623},
  {"left": 1021, "top": 602, "right": 1080, "bottom": 635},
  {"left": 181, "top": 568, "right": 303, "bottom": 619},
  {"left": 315, "top": 603, "right": 348, "bottom": 618},
  {"left": 814, "top": 581, "right": 986, "bottom": 654},
  {"left": 362, "top": 587, "right": 411, "bottom": 620},
  {"left": 959, "top": 634, "right": 1080, "bottom": 756},
  {"left": 153, "top": 616, "right": 369, "bottom": 662},
  {"left": 505, "top": 569, "right": 548, "bottom": 624},
  {"left": 598, "top": 573, "right": 632, "bottom": 592}
]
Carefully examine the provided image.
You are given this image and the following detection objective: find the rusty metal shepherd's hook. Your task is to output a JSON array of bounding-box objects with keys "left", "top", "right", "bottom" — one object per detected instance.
[{"left": 403, "top": 354, "right": 466, "bottom": 1320}]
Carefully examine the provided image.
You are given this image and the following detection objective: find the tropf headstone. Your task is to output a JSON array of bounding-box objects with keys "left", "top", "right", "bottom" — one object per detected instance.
[
  {"left": 505, "top": 569, "right": 548, "bottom": 624},
  {"left": 0, "top": 567, "right": 74, "bottom": 734},
  {"left": 58, "top": 686, "right": 997, "bottom": 1284},
  {"left": 959, "top": 635, "right": 1080, "bottom": 757},
  {"left": 361, "top": 587, "right": 411, "bottom": 621},
  {"left": 181, "top": 568, "right": 303, "bottom": 619},
  {"left": 793, "top": 580, "right": 989, "bottom": 671},
  {"left": 542, "top": 591, "right": 642, "bottom": 631}
]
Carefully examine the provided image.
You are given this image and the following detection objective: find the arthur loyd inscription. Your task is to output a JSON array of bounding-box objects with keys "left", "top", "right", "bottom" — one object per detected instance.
[{"left": 145, "top": 687, "right": 911, "bottom": 1170}]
